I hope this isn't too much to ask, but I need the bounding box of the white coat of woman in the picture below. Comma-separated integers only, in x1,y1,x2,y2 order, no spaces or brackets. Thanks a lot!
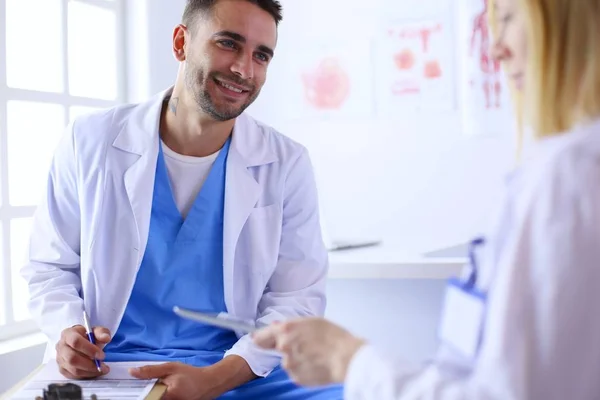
253,0,600,398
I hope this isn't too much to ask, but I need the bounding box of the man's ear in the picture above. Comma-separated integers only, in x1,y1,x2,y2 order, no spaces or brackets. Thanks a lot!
173,24,187,62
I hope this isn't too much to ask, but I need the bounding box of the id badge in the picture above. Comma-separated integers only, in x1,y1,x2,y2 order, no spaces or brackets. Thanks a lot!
438,277,487,359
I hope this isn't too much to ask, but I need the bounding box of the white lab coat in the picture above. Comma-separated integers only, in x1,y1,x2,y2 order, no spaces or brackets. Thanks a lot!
345,118,600,400
20,88,328,377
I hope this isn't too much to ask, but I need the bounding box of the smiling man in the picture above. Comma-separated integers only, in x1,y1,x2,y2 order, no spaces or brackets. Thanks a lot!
21,0,343,399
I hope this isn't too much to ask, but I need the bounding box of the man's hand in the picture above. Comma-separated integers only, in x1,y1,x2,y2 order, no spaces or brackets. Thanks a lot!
130,363,220,400
129,356,257,400
56,325,112,379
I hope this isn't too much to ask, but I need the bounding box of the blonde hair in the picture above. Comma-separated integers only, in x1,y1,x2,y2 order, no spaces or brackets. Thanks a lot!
519,0,600,138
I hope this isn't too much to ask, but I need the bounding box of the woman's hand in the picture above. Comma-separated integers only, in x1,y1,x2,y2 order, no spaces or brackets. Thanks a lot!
253,318,365,386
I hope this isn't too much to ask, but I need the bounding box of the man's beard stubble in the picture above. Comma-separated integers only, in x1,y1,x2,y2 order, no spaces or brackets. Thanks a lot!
184,65,259,122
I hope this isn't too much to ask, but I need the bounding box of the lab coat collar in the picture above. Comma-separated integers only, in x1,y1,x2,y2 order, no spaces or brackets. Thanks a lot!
112,89,166,156
112,86,278,167
506,117,600,186
231,113,279,167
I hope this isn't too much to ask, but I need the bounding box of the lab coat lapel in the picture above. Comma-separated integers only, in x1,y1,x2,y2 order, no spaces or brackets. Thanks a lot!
223,114,278,314
113,93,280,312
112,89,167,268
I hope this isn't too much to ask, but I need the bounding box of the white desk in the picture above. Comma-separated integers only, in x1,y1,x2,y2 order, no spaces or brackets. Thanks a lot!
327,243,467,279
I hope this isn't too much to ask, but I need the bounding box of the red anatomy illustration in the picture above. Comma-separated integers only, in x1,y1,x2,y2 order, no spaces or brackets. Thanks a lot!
470,0,502,108
302,58,350,110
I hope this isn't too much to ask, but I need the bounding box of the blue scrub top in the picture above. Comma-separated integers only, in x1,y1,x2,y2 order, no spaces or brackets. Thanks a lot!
105,137,237,362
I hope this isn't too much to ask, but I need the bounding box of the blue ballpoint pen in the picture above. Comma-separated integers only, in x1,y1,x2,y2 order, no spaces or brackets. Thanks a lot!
83,310,102,373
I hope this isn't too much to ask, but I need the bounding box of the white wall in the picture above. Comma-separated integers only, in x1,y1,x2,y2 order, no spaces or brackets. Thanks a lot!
250,0,516,252
126,0,183,101
125,0,182,102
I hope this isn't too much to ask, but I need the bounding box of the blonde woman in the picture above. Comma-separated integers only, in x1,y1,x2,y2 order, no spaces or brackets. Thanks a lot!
253,0,600,398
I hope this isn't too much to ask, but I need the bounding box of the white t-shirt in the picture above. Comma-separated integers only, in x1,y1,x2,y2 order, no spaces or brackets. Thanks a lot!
161,140,220,218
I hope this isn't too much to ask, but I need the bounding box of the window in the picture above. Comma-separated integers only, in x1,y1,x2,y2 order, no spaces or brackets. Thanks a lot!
0,0,126,341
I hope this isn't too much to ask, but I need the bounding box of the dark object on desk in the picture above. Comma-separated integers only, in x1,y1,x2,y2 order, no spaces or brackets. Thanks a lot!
35,383,97,400
327,239,381,252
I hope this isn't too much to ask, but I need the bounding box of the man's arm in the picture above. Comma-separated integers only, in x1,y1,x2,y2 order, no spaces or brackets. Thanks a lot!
256,147,328,317
20,121,85,348
205,355,258,391
130,355,258,400
224,147,328,377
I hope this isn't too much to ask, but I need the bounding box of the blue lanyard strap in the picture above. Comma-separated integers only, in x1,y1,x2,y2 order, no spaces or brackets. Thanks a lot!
466,237,486,287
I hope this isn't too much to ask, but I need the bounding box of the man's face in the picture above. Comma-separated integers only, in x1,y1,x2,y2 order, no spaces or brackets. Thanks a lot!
182,0,277,121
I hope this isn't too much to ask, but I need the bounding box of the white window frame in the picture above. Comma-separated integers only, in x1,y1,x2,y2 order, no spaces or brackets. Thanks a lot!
0,0,127,342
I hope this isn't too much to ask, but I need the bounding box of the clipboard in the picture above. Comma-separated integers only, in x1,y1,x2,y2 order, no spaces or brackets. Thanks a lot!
1,363,167,400
173,306,258,333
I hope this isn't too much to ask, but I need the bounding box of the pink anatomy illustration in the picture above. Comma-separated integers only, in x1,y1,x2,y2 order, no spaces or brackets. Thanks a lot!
470,0,502,108
388,23,442,54
424,60,442,79
394,49,416,71
387,23,444,97
302,58,351,110
378,19,454,112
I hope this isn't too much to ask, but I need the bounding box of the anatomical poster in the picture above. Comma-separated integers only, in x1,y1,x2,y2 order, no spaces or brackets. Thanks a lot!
280,40,375,120
459,0,514,136
374,20,456,115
